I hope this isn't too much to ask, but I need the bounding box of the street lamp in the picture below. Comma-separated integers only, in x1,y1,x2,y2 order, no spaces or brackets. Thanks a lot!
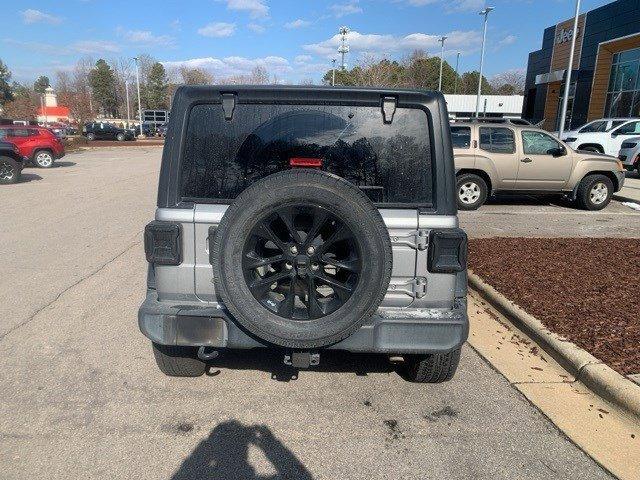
475,6,494,117
454,52,461,94
125,81,131,128
133,57,144,137
558,0,581,139
438,36,448,92
332,59,337,86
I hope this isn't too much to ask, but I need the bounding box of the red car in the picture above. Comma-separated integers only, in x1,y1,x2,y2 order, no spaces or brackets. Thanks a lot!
0,125,65,168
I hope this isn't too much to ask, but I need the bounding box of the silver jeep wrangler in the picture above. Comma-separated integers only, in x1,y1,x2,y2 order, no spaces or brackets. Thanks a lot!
139,86,468,382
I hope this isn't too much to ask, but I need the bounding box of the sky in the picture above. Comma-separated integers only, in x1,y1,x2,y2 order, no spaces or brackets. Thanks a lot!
2,0,615,86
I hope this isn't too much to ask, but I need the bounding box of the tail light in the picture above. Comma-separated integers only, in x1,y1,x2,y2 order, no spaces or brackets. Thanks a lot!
427,229,467,273
290,157,323,168
144,221,182,265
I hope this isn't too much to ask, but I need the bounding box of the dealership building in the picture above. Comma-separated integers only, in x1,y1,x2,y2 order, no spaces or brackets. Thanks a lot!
523,0,640,131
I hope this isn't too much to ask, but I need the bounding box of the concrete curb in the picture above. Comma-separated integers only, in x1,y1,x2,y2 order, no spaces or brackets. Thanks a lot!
468,270,640,419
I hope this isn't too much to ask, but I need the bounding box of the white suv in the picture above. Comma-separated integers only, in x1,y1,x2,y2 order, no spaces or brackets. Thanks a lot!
617,137,640,175
563,118,640,155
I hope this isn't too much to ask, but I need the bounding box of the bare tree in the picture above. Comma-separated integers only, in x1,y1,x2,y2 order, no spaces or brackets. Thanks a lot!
178,66,213,85
490,70,525,95
353,55,400,87
248,66,269,85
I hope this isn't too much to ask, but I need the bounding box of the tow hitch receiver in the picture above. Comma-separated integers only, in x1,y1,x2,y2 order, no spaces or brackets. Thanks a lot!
284,352,320,368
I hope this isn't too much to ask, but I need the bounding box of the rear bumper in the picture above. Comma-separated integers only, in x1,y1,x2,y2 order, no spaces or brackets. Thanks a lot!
138,290,468,354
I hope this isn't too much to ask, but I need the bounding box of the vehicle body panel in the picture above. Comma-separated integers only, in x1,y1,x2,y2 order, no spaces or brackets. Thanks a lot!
563,118,640,155
0,126,65,161
142,86,467,354
453,122,624,194
618,136,640,171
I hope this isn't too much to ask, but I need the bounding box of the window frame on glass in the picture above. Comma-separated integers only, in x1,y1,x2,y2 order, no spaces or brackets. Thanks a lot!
478,126,516,154
521,130,564,156
450,126,471,149
178,102,437,209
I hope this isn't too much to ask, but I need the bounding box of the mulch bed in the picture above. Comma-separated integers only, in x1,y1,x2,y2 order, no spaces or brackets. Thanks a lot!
469,238,640,376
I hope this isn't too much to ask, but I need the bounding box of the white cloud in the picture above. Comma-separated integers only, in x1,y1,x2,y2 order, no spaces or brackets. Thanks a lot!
329,1,362,17
225,0,269,18
162,55,291,77
198,22,236,38
396,0,438,5
118,29,174,47
304,29,481,59
247,23,266,33
170,19,182,31
498,35,517,47
5,38,120,55
21,9,62,25
294,54,313,64
285,19,311,29
71,40,121,54
444,0,485,13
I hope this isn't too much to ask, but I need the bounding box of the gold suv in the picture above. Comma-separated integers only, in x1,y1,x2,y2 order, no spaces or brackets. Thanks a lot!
451,122,626,210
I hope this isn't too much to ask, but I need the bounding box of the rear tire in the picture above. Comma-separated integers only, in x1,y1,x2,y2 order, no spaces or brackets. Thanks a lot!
34,149,54,168
456,173,487,210
0,156,20,184
87,133,96,141
116,133,125,141
398,348,461,383
576,174,613,210
152,343,206,377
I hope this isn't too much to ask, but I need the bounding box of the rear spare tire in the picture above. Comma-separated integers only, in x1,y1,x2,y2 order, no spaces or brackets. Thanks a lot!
211,169,393,349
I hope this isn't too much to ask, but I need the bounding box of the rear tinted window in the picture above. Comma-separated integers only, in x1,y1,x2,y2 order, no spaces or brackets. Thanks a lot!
181,104,433,205
479,127,515,153
450,126,471,149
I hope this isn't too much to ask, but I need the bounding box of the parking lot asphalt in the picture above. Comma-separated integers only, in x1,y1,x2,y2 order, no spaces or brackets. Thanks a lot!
0,147,619,479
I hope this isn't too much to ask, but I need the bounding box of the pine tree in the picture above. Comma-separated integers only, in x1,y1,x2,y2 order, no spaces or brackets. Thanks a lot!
145,62,168,109
33,75,50,94
0,59,14,105
88,59,117,117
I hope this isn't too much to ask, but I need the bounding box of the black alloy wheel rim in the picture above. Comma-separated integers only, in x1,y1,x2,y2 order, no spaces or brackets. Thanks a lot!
242,204,362,320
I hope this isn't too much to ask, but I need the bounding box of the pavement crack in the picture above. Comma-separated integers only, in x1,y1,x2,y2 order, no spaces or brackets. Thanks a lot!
0,238,141,342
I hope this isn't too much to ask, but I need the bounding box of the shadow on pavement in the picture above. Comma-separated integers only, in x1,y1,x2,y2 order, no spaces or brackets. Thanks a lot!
485,194,570,208
205,349,395,382
170,420,314,480
52,161,77,168
19,173,43,183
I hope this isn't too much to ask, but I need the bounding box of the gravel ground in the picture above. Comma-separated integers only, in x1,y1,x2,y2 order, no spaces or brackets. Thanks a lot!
469,237,640,376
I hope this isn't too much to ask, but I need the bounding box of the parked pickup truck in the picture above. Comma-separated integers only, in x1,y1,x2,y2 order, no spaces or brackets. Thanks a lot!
452,122,626,210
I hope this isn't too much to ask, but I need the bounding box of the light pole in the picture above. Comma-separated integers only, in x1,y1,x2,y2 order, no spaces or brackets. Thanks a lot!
338,26,350,70
332,59,337,86
438,36,447,91
125,81,131,128
133,57,144,137
475,6,494,117
558,0,581,138
40,94,48,127
454,52,461,94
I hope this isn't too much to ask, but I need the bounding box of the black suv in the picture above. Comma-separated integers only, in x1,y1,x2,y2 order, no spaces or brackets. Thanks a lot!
139,86,468,382
0,141,24,184
83,122,135,141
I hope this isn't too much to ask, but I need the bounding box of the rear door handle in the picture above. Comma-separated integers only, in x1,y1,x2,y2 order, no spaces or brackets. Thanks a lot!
521,157,533,163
